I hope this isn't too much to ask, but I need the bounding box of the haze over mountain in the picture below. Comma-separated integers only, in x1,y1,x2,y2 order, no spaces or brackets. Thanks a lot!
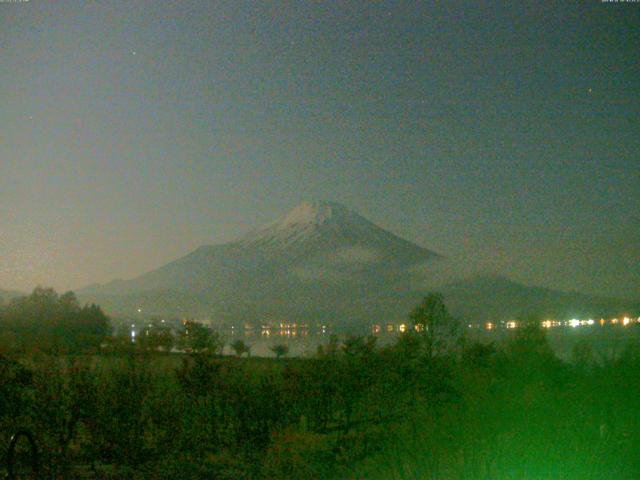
0,289,23,304
80,201,638,328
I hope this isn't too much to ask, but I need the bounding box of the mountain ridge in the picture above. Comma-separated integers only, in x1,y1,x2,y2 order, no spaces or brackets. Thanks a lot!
78,202,638,327
80,201,440,296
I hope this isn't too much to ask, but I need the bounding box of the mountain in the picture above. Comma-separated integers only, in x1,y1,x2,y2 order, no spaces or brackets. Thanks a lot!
79,201,638,328
440,275,639,324
79,201,442,327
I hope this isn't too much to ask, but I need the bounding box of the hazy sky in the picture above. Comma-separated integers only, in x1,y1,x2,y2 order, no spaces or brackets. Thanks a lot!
1,1,639,298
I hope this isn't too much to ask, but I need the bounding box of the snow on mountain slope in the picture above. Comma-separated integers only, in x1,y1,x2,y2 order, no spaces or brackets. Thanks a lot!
237,201,438,266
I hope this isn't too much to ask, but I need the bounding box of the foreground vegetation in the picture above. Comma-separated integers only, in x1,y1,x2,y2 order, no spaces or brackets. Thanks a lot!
1,291,639,479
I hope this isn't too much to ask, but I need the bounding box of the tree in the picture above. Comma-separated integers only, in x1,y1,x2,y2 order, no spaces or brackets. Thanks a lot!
342,335,377,357
270,343,289,359
316,334,340,358
506,321,555,360
178,321,222,354
72,303,111,351
409,293,460,358
230,339,250,358
0,288,110,353
571,339,595,372
138,323,174,353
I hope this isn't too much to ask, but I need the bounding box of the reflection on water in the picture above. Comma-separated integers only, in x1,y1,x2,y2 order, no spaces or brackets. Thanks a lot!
219,320,640,360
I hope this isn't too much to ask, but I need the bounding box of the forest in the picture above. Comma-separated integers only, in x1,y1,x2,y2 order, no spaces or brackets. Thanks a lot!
1,290,639,479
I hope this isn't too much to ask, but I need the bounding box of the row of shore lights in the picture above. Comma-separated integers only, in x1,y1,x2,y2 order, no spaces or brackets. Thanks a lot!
484,317,638,331
373,317,639,334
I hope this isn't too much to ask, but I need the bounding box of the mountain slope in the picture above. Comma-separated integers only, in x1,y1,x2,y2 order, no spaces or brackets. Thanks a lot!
82,201,439,295
79,201,442,324
440,275,639,324
79,202,638,327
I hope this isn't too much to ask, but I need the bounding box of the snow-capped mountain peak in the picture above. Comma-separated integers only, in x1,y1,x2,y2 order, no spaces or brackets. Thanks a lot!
276,201,351,227
237,201,362,248
232,201,440,270
236,200,407,252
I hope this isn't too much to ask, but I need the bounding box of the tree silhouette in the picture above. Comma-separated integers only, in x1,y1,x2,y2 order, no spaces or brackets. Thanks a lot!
342,335,377,357
409,293,460,358
269,343,289,359
0,288,109,353
138,322,174,353
231,339,251,357
178,321,222,354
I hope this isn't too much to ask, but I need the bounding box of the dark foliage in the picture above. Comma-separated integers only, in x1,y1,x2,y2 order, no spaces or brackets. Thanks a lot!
0,288,110,354
0,295,639,478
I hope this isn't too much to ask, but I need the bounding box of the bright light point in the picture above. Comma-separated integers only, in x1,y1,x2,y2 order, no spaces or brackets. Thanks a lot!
587,319,594,326
623,317,630,326
506,321,517,329
137,307,142,313
569,319,580,328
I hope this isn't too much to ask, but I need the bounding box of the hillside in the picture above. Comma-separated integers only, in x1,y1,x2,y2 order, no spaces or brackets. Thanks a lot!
79,202,638,327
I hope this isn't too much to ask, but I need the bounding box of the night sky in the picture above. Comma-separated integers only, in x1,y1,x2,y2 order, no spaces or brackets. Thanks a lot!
1,1,639,298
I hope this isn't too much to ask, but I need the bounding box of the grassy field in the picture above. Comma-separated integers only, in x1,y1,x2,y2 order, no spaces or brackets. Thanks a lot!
2,326,640,479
